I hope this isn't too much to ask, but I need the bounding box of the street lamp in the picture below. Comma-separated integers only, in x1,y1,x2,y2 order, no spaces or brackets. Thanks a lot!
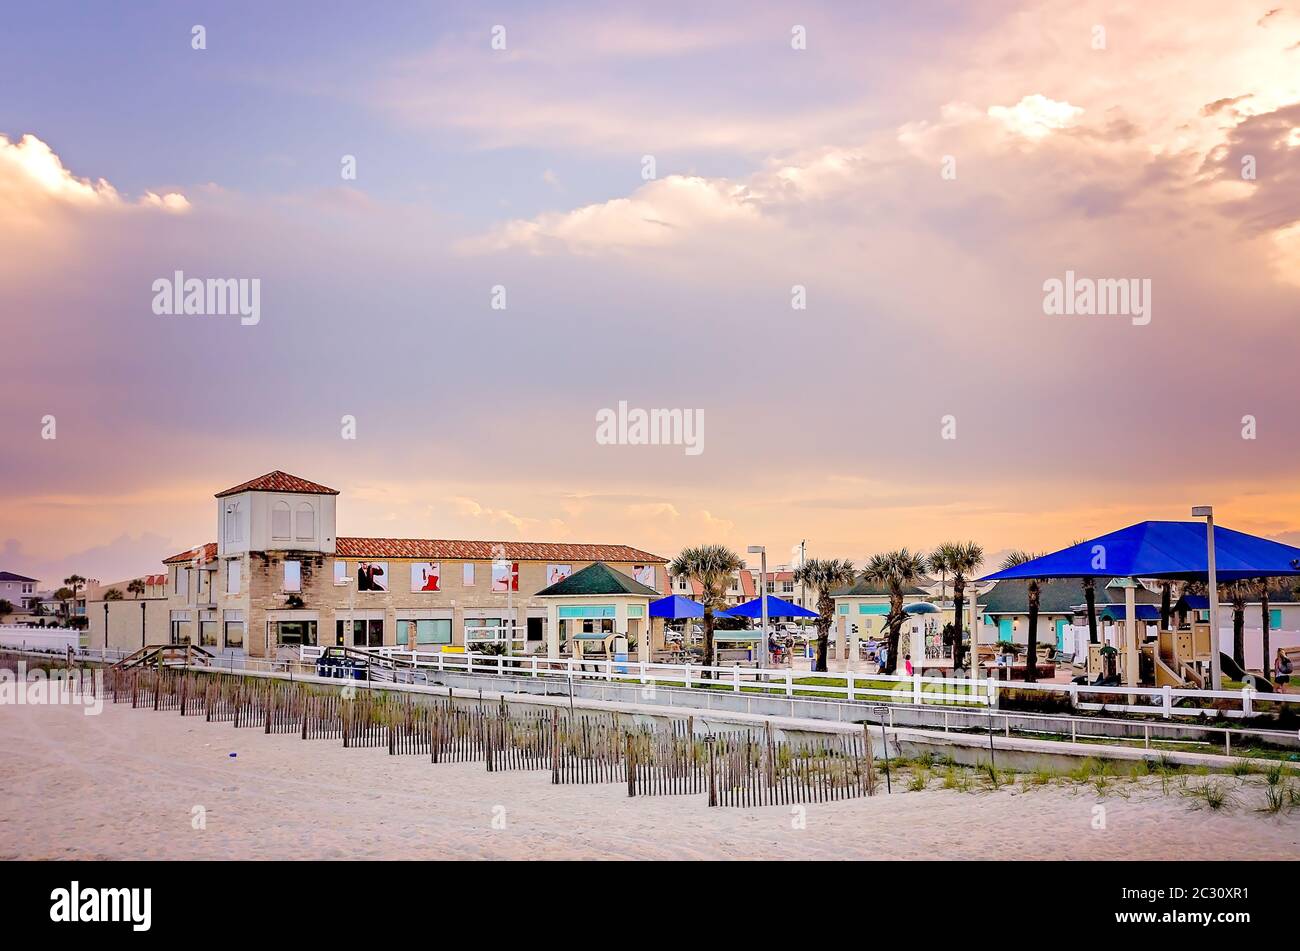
747,545,768,669
1191,506,1222,690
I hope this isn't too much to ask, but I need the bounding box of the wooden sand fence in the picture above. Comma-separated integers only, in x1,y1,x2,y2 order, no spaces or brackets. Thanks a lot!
94,667,879,807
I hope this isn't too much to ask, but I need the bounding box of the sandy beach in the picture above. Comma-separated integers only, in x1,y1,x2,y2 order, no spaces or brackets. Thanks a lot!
1,699,1296,861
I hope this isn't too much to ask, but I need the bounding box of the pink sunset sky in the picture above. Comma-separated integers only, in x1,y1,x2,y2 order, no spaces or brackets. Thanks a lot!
2,1,1299,586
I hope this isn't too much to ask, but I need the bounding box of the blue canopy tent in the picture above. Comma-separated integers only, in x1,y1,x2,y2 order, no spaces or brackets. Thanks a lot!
980,521,1300,582
979,521,1300,689
649,595,707,619
719,595,818,619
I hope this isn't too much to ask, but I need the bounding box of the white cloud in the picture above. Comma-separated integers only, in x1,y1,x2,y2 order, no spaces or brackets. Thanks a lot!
460,175,762,254
0,133,190,218
987,94,1084,138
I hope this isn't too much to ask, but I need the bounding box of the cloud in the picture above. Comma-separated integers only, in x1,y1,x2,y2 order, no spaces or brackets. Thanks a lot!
987,94,1084,138
0,133,189,214
459,174,763,254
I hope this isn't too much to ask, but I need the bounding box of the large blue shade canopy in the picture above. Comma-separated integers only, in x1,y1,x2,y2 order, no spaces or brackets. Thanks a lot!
719,595,818,619
649,595,707,619
980,521,1300,583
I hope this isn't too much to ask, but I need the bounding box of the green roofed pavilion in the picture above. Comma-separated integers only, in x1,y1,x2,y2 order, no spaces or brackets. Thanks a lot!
534,562,662,664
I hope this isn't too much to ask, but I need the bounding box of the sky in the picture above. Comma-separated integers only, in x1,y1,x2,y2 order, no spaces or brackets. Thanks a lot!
2,0,1300,587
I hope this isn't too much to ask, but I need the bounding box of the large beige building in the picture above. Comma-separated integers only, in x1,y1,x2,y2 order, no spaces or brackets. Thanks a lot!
88,471,668,658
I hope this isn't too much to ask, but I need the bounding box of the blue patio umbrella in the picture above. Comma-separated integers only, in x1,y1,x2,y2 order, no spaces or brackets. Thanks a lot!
719,595,818,619
904,602,940,615
649,595,707,619
979,521,1300,582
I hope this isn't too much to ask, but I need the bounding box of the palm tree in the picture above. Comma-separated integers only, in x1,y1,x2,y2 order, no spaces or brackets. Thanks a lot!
862,549,928,674
1223,580,1247,670
668,545,744,674
793,558,857,673
1255,577,1272,680
64,574,86,626
1081,577,1099,644
127,578,146,599
104,588,124,601
53,586,74,625
1156,581,1173,630
1069,540,1099,646
1000,552,1045,682
927,542,984,671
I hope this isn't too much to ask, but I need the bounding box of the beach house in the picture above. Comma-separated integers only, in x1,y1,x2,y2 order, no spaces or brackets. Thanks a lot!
87,471,668,659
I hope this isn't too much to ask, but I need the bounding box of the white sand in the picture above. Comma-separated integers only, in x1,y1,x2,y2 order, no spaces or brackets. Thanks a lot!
1,699,1296,860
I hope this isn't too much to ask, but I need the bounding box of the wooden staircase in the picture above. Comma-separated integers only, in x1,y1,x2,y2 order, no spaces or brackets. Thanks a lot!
112,643,214,670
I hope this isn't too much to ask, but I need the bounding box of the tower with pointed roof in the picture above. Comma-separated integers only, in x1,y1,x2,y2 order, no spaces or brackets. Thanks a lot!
215,470,340,557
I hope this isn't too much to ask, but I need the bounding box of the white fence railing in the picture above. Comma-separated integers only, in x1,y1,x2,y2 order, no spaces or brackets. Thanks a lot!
0,626,79,653
299,645,1300,720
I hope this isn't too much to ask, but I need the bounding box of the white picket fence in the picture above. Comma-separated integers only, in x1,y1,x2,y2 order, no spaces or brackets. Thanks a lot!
300,645,1300,720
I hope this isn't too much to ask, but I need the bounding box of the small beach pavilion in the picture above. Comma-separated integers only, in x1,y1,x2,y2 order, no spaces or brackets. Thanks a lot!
535,562,663,663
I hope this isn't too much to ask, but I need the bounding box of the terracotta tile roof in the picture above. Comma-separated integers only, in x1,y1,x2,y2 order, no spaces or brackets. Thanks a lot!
739,571,757,597
335,537,666,563
162,542,218,565
144,574,167,586
215,470,339,498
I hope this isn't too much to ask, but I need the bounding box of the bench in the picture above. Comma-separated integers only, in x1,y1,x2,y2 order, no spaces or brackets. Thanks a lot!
716,648,757,668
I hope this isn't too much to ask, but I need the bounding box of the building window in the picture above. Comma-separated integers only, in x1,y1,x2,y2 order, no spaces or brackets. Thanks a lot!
224,610,244,648
295,503,315,540
284,560,301,592
272,501,291,540
226,559,240,596
491,561,519,592
398,619,452,646
334,619,382,648
581,618,615,635
275,620,317,646
224,501,242,544
463,563,475,587
199,611,219,647
175,567,190,596
169,611,192,645
782,581,794,594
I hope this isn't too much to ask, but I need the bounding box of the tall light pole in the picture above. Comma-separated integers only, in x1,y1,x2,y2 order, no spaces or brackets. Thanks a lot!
748,545,768,669
1192,506,1222,690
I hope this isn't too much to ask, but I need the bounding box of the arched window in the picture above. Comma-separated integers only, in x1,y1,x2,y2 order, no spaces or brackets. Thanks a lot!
295,502,315,540
271,501,291,540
